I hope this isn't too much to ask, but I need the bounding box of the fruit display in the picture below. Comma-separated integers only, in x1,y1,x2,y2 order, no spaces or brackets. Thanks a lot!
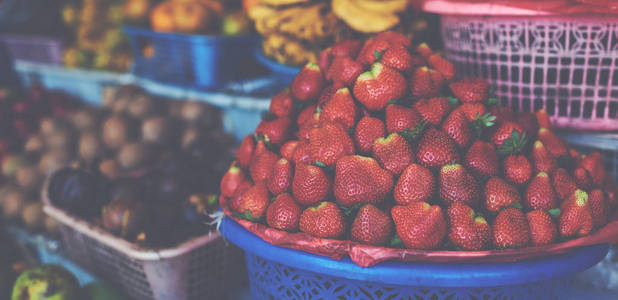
220,31,618,262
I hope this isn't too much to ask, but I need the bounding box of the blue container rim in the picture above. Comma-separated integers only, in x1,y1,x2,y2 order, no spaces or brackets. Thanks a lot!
123,26,260,45
220,217,609,287
253,48,301,78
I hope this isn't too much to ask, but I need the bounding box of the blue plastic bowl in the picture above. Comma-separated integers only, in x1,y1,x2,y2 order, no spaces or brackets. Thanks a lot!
253,48,301,85
220,217,609,300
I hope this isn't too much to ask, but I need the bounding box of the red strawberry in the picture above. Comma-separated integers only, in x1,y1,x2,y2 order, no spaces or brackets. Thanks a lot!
428,54,455,81
447,202,491,250
416,43,433,58
228,180,253,213
579,152,606,186
439,163,481,207
357,39,391,66
588,189,607,228
351,204,393,246
532,141,557,174
256,117,292,146
292,163,331,206
291,63,324,101
381,45,413,72
309,121,355,166
536,109,552,129
296,112,320,142
465,140,499,179
416,128,460,168
327,56,364,86
450,78,490,103
391,202,446,249
297,105,317,127
268,158,293,195
503,155,532,185
491,121,524,147
484,177,521,213
603,178,618,209
319,87,358,129
353,63,407,111
317,48,332,72
317,84,342,107
525,172,557,210
385,104,422,133
267,193,301,232
490,105,516,125
573,167,593,190
493,208,530,248
410,67,444,98
354,116,386,154
249,149,279,183
394,163,435,205
334,155,394,207
526,210,557,246
441,109,472,148
413,97,452,126
375,31,411,48
280,140,300,160
269,89,294,118
517,112,539,137
299,201,346,238
236,135,255,169
553,168,578,201
372,133,413,175
220,162,248,198
292,142,313,165
537,128,567,158
559,189,593,237
331,39,363,58
459,103,487,122
253,140,269,159
236,181,270,219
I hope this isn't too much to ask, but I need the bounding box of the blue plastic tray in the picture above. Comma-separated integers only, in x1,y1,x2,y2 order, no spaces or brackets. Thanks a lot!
220,216,610,299
254,48,300,85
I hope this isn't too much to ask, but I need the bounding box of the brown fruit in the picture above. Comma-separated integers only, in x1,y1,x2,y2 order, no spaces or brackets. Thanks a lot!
39,117,64,137
102,116,130,150
102,197,148,239
180,101,207,123
2,155,27,179
24,135,45,154
99,159,121,179
38,150,70,176
141,117,170,144
124,0,152,20
182,127,201,149
173,1,212,33
2,190,26,219
78,132,104,161
21,202,44,231
102,86,119,108
16,165,43,191
70,109,98,132
45,128,75,152
117,142,149,170
44,216,61,235
151,1,176,32
128,93,155,119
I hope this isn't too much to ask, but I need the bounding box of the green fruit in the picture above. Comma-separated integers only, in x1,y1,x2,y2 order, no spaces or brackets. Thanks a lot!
221,11,251,36
81,282,125,300
11,265,79,300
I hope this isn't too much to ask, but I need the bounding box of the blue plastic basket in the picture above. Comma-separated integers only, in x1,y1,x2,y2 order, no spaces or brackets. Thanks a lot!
124,26,259,89
220,217,609,300
254,48,301,85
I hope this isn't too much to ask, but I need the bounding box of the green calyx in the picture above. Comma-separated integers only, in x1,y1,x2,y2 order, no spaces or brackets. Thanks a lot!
397,120,428,143
373,49,387,62
575,190,588,206
497,130,528,156
548,208,561,218
390,235,404,248
447,96,459,106
305,62,320,71
470,112,496,138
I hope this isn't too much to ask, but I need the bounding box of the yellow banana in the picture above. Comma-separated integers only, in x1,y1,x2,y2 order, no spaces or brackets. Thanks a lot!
332,0,399,33
355,0,408,14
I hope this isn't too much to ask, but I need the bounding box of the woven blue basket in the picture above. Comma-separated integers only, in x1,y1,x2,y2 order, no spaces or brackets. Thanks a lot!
254,48,300,85
220,217,609,300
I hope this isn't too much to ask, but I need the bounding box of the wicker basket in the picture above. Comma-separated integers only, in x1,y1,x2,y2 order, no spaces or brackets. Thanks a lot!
43,204,243,300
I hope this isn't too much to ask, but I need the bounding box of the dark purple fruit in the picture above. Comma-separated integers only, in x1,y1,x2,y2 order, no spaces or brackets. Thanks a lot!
47,168,108,218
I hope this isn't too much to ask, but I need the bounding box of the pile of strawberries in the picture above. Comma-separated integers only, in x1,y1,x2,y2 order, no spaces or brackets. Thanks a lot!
220,31,618,251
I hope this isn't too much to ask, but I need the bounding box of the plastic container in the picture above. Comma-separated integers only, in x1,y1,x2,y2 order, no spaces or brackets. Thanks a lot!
436,14,618,131
44,204,243,300
220,216,609,300
254,48,301,85
124,26,259,89
557,131,618,182
0,34,62,65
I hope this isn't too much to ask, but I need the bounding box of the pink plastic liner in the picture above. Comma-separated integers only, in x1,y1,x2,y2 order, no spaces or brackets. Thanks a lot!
423,0,618,15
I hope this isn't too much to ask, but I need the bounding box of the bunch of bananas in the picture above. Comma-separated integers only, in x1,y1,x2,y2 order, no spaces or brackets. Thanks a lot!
332,0,408,33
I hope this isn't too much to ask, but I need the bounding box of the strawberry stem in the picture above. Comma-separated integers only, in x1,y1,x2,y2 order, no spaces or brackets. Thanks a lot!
390,234,403,248
373,49,386,62
447,96,459,106
497,130,528,157
548,208,561,218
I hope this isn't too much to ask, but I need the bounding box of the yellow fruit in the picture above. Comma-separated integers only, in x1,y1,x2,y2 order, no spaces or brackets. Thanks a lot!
332,0,400,33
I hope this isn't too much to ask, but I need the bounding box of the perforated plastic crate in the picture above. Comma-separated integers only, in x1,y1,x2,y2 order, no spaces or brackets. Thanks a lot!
440,15,618,131
0,34,62,65
44,204,243,300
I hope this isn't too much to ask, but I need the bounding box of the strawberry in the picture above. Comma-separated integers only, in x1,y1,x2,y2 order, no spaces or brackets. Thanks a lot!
220,162,248,198
416,43,433,58
465,140,499,179
603,178,618,209
253,140,269,160
525,172,557,210
503,155,532,185
410,67,444,98
441,109,472,148
299,201,346,238
334,155,394,207
537,128,567,158
588,189,607,228
351,204,393,246
317,84,343,107
297,113,320,142
531,141,557,174
249,149,279,183
559,189,593,237
489,105,516,126
491,121,524,148
459,103,487,123
319,87,358,129
517,112,539,137
493,208,530,248
391,202,447,249
375,31,411,48
536,109,552,129
267,193,301,232
353,63,407,111
372,133,413,175
292,163,331,206
269,89,294,118
413,97,452,126
357,38,391,66
526,210,558,246
236,134,255,169
291,63,324,101
573,167,593,190
309,121,355,166
447,202,491,250
297,105,317,127
394,163,435,205
268,158,293,195
331,39,363,58
354,116,386,154
292,142,313,165
255,117,292,146
317,48,332,72
428,54,455,81
236,181,270,220
416,128,460,168
449,78,490,103
579,152,606,186
280,140,300,160
228,180,253,213
484,177,521,213
381,45,413,72
327,56,364,86
385,104,422,134
439,163,481,207
552,168,578,201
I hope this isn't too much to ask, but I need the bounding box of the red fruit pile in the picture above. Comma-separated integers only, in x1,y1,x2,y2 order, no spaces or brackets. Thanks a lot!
220,31,618,252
